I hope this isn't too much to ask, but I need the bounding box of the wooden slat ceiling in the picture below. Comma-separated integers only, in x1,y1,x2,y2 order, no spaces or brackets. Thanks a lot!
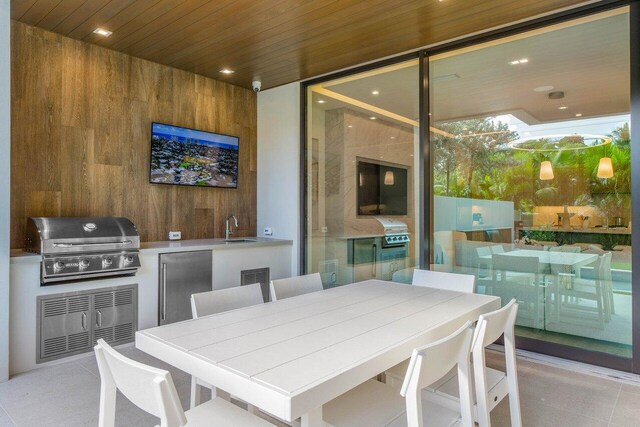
11,0,590,90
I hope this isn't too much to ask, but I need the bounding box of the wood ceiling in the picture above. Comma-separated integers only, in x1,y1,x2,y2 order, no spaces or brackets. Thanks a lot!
11,0,590,90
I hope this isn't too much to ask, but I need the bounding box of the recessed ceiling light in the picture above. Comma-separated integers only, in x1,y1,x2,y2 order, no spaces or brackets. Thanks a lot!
370,117,377,120
347,125,353,128
317,100,325,104
575,113,583,117
219,68,235,75
509,58,529,65
93,28,112,37
534,85,554,92
371,90,380,95
390,136,396,139
558,106,568,110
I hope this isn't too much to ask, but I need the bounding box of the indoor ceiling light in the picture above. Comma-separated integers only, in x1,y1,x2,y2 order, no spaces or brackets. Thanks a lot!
384,171,395,185
539,161,554,181
390,136,396,139
575,113,583,117
219,68,235,74
371,90,380,95
370,116,377,120
509,58,529,65
347,125,353,128
558,106,568,110
93,28,112,37
534,85,554,92
597,157,614,179
317,100,325,104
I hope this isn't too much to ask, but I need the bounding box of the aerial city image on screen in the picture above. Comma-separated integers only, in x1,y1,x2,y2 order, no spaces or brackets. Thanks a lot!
150,123,239,188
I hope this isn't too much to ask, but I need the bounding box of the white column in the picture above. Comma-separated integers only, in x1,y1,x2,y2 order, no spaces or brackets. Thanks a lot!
0,0,11,382
257,83,301,276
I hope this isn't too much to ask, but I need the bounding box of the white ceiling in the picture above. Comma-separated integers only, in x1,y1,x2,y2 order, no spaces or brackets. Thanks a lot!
312,9,629,127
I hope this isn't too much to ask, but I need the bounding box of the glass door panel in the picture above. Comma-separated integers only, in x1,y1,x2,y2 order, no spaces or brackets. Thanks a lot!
429,8,632,358
305,59,420,287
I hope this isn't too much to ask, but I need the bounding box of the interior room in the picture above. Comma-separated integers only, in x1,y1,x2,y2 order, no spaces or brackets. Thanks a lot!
1,1,640,426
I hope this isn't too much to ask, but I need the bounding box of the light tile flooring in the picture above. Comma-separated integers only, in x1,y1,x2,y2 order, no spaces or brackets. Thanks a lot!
0,346,639,426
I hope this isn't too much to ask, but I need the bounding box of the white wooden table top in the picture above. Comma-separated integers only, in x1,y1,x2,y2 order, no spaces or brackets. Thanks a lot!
136,280,501,422
480,249,598,267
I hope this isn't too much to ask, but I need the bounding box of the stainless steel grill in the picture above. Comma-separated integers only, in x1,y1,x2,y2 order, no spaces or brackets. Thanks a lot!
26,217,141,285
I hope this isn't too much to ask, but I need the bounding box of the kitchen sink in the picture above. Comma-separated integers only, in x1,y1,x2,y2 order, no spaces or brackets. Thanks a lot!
224,238,257,243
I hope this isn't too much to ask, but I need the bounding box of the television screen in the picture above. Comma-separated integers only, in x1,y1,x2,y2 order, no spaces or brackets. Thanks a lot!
357,160,408,216
149,122,239,188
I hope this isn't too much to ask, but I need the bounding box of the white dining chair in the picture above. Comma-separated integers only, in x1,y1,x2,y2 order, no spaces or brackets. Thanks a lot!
489,245,504,254
190,284,263,409
94,339,274,427
423,299,522,427
400,321,475,427
322,322,475,427
385,270,475,389
269,272,323,301
412,269,476,293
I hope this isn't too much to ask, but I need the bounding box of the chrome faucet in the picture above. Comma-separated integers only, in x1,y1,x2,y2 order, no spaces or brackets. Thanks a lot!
225,214,238,240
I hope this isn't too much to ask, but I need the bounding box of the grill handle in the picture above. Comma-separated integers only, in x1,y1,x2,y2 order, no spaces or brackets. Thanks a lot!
52,240,133,248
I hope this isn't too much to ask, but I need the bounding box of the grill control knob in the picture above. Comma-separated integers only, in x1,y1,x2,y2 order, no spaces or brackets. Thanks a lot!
79,259,90,269
123,255,134,265
102,257,113,268
54,261,65,271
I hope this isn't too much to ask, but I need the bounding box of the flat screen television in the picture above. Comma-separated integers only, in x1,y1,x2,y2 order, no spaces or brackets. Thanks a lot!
149,122,239,188
357,160,408,216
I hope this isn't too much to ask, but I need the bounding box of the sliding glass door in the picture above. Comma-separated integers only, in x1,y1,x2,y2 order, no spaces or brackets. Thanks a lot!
303,3,637,371
427,7,632,362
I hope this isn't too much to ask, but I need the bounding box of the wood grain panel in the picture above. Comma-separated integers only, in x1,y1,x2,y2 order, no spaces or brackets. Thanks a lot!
10,21,257,248
11,0,592,89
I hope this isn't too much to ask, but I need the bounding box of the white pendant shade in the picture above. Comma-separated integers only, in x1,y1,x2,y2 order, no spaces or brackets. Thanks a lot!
384,171,394,185
539,161,554,180
597,157,614,179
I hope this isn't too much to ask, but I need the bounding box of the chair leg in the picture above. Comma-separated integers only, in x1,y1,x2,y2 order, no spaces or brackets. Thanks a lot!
504,332,523,427
190,376,201,409
472,349,492,427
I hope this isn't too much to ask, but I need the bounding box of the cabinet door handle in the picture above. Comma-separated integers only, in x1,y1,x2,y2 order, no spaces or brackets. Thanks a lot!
96,310,102,328
81,312,87,330
372,244,377,276
161,263,167,321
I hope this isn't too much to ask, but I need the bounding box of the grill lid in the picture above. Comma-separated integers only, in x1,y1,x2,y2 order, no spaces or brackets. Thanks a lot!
26,217,140,255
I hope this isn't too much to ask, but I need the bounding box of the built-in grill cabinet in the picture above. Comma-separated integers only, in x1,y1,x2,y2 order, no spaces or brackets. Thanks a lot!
37,284,138,363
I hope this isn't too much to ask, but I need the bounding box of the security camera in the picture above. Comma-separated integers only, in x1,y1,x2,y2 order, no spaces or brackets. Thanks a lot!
252,80,262,93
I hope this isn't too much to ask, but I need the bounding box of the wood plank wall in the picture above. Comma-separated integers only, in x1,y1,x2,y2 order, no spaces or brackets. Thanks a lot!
10,21,257,249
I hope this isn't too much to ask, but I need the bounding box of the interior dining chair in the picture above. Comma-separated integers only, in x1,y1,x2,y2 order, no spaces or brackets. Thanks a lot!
384,270,475,389
269,272,323,301
492,254,542,329
422,299,522,427
411,269,476,293
190,284,264,409
94,339,274,427
322,322,475,427
489,245,505,254
475,246,493,282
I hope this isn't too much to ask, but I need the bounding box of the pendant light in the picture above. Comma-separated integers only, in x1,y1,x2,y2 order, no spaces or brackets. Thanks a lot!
597,145,614,179
384,170,395,185
539,160,554,180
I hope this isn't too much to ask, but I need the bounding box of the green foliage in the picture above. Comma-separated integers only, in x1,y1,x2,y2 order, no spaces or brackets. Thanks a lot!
432,120,632,219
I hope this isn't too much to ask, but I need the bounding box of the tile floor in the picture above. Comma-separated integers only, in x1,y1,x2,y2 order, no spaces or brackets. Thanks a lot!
0,346,638,426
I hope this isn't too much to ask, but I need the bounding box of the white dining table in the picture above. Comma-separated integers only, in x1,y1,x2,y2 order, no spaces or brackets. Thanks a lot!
480,249,598,273
135,279,501,426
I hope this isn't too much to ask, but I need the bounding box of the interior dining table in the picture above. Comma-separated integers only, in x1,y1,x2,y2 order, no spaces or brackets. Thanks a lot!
479,248,598,277
135,279,501,426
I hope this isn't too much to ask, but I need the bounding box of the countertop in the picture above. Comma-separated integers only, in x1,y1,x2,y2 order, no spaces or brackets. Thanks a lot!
10,237,293,263
522,227,631,235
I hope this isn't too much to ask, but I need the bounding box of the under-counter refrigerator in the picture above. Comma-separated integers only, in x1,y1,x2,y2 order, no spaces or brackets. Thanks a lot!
159,250,213,325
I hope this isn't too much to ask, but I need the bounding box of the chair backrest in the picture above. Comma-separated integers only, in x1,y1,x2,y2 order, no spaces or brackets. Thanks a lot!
191,283,264,318
472,299,519,350
490,245,505,254
269,272,324,301
595,252,612,282
94,339,186,427
400,321,474,427
412,269,476,293
492,253,540,275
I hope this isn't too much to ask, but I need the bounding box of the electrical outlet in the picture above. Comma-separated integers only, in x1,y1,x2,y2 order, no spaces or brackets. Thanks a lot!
168,231,181,240
263,227,273,236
